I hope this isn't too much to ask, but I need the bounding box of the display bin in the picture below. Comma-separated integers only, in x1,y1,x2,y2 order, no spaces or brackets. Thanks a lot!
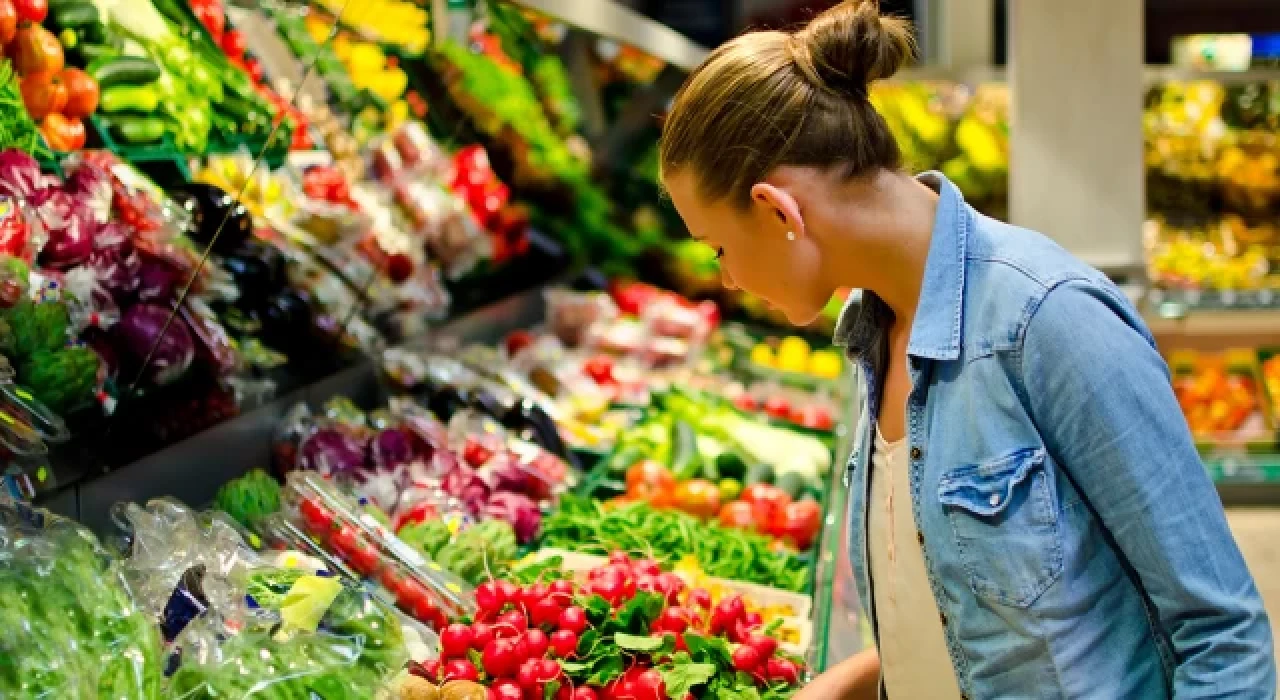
1168,348,1278,455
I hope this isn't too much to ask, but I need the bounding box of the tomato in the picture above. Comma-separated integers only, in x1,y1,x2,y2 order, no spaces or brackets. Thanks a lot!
330,524,379,575
12,0,44,23
504,329,534,357
0,0,16,46
10,24,62,76
762,395,792,420
717,500,755,530
58,67,97,118
625,460,676,507
776,499,823,550
298,497,335,534
672,479,721,518
462,437,494,467
740,483,791,509
20,70,63,120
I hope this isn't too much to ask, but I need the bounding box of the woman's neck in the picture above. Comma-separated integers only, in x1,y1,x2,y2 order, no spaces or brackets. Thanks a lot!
820,170,939,325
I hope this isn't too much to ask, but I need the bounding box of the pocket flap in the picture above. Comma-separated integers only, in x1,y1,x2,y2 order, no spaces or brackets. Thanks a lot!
938,448,1046,516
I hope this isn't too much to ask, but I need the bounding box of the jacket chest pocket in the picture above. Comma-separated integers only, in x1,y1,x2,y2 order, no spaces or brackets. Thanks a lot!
937,448,1065,608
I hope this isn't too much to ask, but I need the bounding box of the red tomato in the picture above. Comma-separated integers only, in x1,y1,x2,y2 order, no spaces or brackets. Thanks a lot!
12,0,45,23
717,500,755,530
740,483,792,509
776,499,823,550
0,0,16,46
504,330,534,357
220,28,246,59
462,437,494,468
298,498,334,534
625,460,676,508
330,525,379,575
583,355,615,384
672,479,721,519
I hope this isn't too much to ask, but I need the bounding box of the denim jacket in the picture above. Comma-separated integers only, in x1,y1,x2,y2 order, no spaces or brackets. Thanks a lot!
836,172,1275,698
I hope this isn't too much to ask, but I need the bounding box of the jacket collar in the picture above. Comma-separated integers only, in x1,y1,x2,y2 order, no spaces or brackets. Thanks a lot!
833,171,969,362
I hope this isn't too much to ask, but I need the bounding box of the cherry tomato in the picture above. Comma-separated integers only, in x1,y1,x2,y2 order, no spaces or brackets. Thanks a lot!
625,460,676,507
717,500,755,530
583,355,615,384
462,437,494,467
298,498,334,534
13,0,45,23
740,483,792,509
672,479,721,519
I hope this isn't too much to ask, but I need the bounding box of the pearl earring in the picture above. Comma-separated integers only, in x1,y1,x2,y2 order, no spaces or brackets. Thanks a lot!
786,231,796,241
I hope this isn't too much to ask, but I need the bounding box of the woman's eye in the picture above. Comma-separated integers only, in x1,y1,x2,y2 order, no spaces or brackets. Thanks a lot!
715,247,725,260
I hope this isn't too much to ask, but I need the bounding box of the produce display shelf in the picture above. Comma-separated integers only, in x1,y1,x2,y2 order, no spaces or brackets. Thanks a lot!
508,0,709,71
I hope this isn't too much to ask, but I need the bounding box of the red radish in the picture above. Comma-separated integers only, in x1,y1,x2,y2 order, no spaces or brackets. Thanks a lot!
631,669,666,700
550,579,575,597
687,589,712,610
656,607,690,634
573,688,600,700
766,657,800,684
496,580,521,607
440,623,473,658
746,633,778,659
475,581,503,615
471,622,494,650
550,628,578,658
517,658,557,692
744,612,763,629
489,679,524,700
559,606,588,635
521,628,550,660
483,638,520,678
522,583,550,608
495,609,529,638
608,551,631,566
731,645,762,673
443,659,479,681
710,596,746,635
632,558,662,577
531,596,564,627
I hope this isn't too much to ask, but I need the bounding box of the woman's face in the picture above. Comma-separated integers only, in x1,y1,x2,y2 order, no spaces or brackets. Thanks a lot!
664,172,832,326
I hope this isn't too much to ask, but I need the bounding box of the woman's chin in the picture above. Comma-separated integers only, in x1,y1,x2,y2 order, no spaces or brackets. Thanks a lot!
782,304,823,328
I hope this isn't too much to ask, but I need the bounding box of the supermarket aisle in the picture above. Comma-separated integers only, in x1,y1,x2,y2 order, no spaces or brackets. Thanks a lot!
1226,508,1280,670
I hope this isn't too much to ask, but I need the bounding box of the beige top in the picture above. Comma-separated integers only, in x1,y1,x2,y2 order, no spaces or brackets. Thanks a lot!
868,426,963,699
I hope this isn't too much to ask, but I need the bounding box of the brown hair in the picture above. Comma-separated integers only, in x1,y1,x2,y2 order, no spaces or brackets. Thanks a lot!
659,0,915,207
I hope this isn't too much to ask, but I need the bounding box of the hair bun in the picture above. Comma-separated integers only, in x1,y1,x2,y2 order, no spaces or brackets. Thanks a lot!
791,0,915,97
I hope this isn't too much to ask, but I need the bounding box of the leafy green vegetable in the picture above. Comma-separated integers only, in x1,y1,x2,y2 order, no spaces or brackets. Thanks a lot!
540,495,810,592
398,519,452,558
214,469,282,527
658,652,718,698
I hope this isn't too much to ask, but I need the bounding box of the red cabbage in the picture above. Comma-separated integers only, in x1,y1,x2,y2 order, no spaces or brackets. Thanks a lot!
441,463,490,515
115,303,195,385
0,149,54,200
32,188,95,269
489,452,553,501
62,162,113,224
371,428,416,469
484,492,541,544
297,428,368,476
135,256,178,303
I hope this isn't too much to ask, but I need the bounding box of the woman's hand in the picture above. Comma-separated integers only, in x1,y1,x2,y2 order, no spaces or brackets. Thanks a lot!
793,649,880,700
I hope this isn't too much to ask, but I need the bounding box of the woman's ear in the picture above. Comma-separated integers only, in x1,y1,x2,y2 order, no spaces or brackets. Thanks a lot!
749,182,805,239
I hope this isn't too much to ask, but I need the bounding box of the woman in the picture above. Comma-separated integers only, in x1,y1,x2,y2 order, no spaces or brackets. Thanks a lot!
659,1,1275,698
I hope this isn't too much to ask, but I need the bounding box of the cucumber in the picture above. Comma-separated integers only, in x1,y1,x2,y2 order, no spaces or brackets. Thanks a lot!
700,456,720,482
88,56,161,90
75,43,119,64
109,116,166,144
744,461,775,486
669,421,702,480
715,452,748,482
50,2,99,29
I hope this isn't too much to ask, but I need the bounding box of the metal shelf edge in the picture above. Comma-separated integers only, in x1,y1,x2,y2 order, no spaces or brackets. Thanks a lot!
508,0,709,71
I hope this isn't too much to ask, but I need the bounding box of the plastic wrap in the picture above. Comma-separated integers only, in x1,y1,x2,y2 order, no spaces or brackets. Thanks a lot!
0,496,165,699
545,287,617,347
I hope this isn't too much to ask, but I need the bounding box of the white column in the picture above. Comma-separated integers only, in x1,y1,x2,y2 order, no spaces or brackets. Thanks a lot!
927,0,994,68
1009,0,1145,273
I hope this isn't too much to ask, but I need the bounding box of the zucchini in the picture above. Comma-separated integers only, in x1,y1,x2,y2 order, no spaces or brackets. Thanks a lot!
669,420,702,480
744,461,775,486
88,56,161,90
715,452,748,482
50,2,99,29
75,43,119,64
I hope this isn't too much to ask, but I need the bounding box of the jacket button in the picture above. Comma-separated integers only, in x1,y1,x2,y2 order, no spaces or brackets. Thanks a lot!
916,530,925,545
939,611,947,626
910,446,922,460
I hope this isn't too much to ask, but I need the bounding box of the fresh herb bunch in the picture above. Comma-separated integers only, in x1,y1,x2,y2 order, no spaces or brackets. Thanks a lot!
539,495,810,592
0,60,50,157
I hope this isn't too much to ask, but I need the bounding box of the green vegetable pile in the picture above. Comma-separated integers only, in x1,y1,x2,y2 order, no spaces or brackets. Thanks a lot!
168,567,408,699
1,299,99,413
540,495,810,592
0,61,49,156
0,501,165,698
400,518,519,584
213,468,282,527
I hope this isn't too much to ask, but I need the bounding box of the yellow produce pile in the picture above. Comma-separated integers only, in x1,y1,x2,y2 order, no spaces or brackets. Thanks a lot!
750,337,843,379
314,0,429,54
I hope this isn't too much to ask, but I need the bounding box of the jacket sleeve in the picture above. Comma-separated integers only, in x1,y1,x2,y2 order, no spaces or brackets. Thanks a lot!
1020,280,1274,698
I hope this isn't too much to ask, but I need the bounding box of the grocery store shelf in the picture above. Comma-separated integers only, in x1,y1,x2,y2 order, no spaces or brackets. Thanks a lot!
892,64,1280,86
509,0,709,71
1144,306,1280,350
